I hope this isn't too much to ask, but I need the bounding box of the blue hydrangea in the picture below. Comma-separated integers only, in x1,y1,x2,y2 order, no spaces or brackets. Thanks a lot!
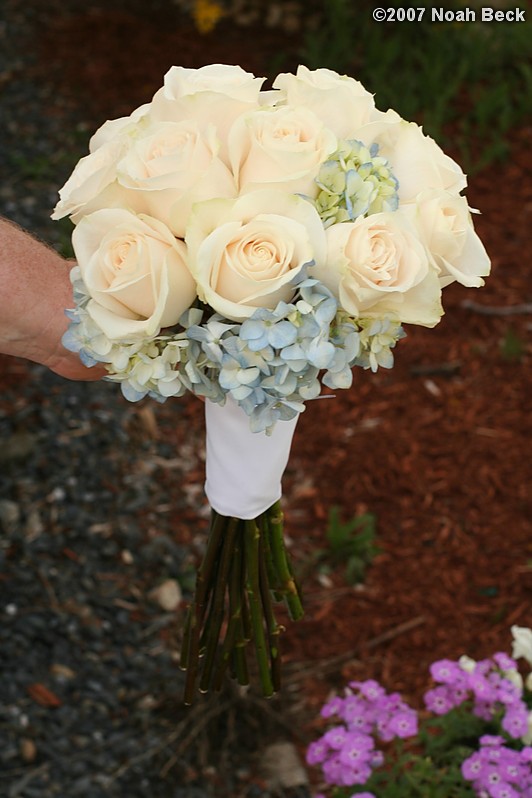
314,139,399,228
62,266,405,433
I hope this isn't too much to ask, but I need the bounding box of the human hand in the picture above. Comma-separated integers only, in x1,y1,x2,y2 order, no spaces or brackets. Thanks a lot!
0,218,106,381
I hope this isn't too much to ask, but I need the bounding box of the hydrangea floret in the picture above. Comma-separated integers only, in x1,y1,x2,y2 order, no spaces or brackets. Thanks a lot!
313,139,399,228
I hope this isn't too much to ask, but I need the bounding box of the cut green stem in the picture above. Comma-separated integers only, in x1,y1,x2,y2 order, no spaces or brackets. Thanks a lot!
198,517,238,693
181,501,304,703
267,501,304,621
245,519,274,698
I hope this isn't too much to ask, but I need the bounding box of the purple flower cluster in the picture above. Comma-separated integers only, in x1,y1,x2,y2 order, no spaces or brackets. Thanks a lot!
461,735,532,797
424,655,529,739
306,679,418,789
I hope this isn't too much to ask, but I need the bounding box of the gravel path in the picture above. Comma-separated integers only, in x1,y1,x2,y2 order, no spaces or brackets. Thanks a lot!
0,3,309,796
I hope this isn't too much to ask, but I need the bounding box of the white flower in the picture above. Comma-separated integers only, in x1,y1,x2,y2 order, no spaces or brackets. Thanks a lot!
511,625,532,666
88,103,151,152
150,64,266,164
52,104,152,221
51,141,132,221
272,65,375,139
116,120,236,237
185,189,326,321
229,105,337,197
314,211,443,327
73,209,196,340
372,118,467,202
405,189,491,288
162,63,265,103
458,655,477,673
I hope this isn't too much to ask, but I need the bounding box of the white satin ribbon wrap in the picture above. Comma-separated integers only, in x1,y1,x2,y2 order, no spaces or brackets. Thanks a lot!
204,397,299,519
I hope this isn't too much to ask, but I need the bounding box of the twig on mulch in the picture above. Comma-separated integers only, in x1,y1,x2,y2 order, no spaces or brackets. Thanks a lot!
285,616,426,684
409,361,461,376
461,300,532,315
107,697,232,783
159,698,234,778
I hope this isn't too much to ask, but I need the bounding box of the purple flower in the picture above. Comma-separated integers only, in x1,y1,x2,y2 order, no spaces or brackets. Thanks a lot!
449,684,469,705
322,753,345,785
490,783,520,798
350,794,377,798
424,686,454,715
484,766,504,788
324,725,350,750
342,695,372,731
339,732,374,768
480,735,505,747
340,761,372,786
470,673,495,701
306,739,330,765
501,705,529,738
461,752,485,781
462,739,532,798
493,652,518,671
358,679,386,702
430,658,462,684
383,691,405,711
474,700,496,722
500,760,522,782
321,695,344,718
388,709,418,739
476,658,494,675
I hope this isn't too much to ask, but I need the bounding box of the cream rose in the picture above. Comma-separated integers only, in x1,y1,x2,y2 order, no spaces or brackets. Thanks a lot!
185,189,326,321
73,209,196,340
150,64,266,163
228,105,337,197
88,103,151,152
52,104,153,222
52,140,137,222
116,121,236,237
406,189,491,288
374,119,467,202
272,65,375,139
314,211,443,327
162,63,265,103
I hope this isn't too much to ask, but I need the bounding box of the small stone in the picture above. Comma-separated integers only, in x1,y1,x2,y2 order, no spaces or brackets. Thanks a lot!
260,741,309,790
136,693,159,711
120,549,134,565
50,663,76,681
0,499,20,530
25,508,44,540
148,579,182,612
19,737,37,763
0,431,36,463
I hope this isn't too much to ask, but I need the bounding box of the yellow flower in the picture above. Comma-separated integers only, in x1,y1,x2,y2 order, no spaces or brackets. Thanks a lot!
192,0,225,34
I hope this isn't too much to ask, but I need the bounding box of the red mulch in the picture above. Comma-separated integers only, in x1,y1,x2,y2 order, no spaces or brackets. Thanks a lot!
3,0,531,782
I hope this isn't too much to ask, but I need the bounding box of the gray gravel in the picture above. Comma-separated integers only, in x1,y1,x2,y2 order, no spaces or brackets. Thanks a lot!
0,2,310,796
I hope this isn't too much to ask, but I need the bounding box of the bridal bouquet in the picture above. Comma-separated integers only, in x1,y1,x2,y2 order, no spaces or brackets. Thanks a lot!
53,64,490,702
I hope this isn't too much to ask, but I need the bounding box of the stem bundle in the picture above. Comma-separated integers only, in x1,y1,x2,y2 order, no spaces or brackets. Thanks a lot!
181,500,303,704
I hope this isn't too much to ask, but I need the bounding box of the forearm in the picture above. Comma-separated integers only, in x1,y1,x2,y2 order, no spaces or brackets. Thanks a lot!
0,217,103,379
